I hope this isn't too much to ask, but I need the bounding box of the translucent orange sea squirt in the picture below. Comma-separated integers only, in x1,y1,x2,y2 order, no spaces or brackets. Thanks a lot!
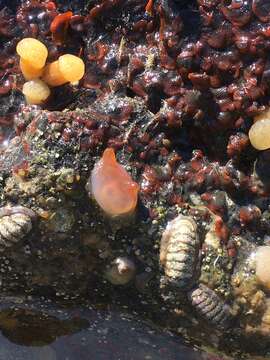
90,148,139,216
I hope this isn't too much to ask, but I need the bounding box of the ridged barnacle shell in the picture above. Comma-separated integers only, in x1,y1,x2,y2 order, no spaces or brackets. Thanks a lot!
160,215,200,290
0,206,36,251
188,284,231,330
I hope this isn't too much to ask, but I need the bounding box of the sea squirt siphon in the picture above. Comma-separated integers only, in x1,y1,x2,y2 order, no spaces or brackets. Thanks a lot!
89,148,139,216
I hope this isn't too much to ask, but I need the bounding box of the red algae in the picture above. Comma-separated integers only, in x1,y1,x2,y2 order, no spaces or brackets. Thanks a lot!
89,148,139,216
50,11,73,45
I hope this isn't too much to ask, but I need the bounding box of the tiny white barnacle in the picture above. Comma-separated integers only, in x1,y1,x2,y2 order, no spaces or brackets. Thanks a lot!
188,284,231,330
0,206,36,251
160,215,200,290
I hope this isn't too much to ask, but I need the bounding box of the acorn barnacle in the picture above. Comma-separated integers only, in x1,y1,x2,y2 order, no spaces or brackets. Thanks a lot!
188,284,231,330
160,215,200,290
0,206,36,251
88,148,139,217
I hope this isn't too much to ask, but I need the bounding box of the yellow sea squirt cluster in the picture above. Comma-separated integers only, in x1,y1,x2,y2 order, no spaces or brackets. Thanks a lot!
16,37,85,105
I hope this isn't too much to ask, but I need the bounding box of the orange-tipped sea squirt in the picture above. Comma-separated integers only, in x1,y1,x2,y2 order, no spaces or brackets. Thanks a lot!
89,148,139,216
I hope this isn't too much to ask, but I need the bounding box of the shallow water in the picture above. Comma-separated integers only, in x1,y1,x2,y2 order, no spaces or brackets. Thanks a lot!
0,298,230,360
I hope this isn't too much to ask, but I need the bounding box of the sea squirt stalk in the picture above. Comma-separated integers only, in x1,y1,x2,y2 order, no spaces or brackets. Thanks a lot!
89,148,139,216
20,59,44,80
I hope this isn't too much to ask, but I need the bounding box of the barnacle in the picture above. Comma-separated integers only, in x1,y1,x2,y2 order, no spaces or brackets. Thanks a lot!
22,79,50,105
104,257,136,285
188,284,231,330
89,148,139,216
160,215,200,290
16,38,48,69
0,206,36,252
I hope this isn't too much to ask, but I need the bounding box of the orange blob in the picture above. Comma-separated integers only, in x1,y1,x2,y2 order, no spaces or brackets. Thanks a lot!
90,148,139,216
42,60,67,86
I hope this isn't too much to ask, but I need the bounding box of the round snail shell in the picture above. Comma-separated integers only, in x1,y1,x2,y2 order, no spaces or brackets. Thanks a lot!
104,257,136,285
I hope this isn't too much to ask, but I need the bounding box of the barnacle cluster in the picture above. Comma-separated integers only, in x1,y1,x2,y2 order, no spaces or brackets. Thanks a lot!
2,0,270,357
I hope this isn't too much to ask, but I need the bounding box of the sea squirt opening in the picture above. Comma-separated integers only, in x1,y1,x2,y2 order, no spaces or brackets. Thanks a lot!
90,148,139,216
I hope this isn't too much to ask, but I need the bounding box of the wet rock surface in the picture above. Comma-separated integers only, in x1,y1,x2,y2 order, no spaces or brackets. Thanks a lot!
0,298,225,360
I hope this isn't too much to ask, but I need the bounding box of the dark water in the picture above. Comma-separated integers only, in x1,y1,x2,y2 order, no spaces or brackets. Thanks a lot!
0,298,231,360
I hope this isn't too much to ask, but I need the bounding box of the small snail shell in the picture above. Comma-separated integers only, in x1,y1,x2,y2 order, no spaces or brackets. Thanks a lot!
188,284,231,330
104,257,136,285
0,206,36,251
160,215,200,290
